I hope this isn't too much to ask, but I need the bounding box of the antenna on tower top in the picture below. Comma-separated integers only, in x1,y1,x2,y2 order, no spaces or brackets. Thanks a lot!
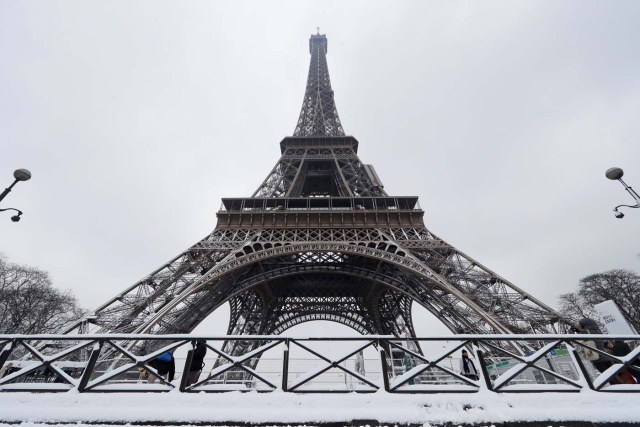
317,27,320,35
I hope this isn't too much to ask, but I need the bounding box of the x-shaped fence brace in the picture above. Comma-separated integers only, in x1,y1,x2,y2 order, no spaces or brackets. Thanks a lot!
484,339,584,391
0,339,93,391
83,339,189,391
385,339,478,392
571,340,640,390
1,335,639,393
285,339,379,392
185,339,283,392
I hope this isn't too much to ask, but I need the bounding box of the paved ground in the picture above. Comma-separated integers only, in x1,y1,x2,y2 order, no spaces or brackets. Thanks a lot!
1,390,640,426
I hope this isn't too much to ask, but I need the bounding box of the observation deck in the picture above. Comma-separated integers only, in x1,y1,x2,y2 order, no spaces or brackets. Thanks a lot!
280,136,359,153
216,196,424,229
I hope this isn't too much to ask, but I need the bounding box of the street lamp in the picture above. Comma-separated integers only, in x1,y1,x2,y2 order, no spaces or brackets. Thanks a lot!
0,168,31,222
605,167,640,219
0,208,23,222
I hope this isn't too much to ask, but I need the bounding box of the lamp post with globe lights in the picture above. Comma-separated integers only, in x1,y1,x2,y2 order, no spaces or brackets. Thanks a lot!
605,167,640,219
0,168,32,222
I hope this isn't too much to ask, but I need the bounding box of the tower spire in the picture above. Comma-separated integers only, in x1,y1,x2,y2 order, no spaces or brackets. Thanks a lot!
293,33,345,137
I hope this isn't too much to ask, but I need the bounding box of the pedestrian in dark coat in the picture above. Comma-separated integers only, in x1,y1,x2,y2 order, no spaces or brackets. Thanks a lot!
574,318,602,336
460,349,479,381
186,340,207,386
612,340,640,383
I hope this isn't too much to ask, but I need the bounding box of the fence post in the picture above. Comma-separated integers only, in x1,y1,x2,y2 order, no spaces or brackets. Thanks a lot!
475,346,493,392
281,339,289,392
0,340,14,372
379,341,390,392
180,341,196,392
78,340,102,392
566,341,595,391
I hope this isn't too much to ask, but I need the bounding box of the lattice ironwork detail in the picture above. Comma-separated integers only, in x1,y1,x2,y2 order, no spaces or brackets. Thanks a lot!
252,148,387,198
293,33,345,137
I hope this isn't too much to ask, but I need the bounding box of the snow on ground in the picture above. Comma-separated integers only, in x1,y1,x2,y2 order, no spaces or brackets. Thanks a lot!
1,390,639,425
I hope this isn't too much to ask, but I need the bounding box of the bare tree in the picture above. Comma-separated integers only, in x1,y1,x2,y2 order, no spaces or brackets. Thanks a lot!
559,269,640,331
558,291,600,324
0,254,86,334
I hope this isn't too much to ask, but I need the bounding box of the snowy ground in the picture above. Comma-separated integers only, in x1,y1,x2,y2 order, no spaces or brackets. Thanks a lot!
1,390,639,426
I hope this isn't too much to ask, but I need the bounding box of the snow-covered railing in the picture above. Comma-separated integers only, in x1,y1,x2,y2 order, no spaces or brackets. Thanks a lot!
0,334,638,393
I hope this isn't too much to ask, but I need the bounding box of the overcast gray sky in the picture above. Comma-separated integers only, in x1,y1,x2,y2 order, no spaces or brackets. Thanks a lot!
1,1,639,336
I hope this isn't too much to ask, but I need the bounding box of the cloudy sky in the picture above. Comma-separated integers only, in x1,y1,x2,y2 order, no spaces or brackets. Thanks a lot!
1,1,639,336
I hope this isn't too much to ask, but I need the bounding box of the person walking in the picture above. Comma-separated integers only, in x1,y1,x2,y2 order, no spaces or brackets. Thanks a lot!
460,349,479,380
0,362,14,379
573,318,611,373
186,340,207,386
148,350,175,384
611,340,639,384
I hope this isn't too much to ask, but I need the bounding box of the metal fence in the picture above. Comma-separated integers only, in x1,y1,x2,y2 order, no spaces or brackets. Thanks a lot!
1,334,639,393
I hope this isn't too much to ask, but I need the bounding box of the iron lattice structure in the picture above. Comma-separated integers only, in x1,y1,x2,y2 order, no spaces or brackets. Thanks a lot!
293,34,345,137
65,33,561,349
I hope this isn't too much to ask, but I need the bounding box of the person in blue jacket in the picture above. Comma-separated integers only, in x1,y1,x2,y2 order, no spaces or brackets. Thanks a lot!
148,350,175,383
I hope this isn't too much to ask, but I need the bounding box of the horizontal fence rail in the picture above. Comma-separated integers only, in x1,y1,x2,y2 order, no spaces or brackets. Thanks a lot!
0,334,639,393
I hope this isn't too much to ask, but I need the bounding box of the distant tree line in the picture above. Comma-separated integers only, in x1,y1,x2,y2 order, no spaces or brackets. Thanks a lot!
559,268,640,332
0,254,86,334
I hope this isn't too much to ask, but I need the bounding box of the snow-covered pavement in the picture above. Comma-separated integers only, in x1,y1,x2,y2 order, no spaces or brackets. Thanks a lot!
1,390,639,425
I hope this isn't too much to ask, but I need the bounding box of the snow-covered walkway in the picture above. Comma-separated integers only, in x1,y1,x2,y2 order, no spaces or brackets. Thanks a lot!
1,390,639,426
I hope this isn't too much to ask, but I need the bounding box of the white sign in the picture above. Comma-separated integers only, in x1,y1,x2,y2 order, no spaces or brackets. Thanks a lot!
593,300,637,335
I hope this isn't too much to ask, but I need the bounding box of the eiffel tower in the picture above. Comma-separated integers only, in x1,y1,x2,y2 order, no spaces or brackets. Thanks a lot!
67,32,561,345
